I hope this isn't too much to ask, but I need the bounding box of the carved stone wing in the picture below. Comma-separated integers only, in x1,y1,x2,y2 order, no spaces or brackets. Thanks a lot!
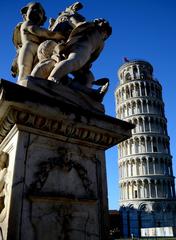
12,22,23,49
11,22,23,77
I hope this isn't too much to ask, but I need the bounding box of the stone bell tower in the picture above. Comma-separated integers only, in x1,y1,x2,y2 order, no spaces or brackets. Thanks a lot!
115,60,176,237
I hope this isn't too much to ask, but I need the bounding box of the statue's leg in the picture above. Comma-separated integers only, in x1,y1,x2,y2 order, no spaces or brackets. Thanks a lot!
17,42,38,83
31,59,56,79
72,69,95,88
48,51,90,82
84,70,95,88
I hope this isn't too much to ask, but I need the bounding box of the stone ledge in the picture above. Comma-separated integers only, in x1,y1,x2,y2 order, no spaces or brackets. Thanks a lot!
0,79,134,149
29,195,98,204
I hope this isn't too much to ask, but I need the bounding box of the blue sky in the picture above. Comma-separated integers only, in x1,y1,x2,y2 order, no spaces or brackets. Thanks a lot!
0,0,176,209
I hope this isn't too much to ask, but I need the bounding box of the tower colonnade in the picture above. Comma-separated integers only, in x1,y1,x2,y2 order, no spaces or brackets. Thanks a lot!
116,79,162,104
117,97,164,119
119,155,173,178
118,135,170,158
120,178,175,200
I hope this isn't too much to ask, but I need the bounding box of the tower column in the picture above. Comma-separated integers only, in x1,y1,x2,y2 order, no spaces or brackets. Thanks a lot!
146,158,149,175
155,181,158,198
149,181,152,198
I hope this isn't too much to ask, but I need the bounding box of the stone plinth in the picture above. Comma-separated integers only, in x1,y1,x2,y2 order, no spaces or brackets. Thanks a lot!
0,79,133,240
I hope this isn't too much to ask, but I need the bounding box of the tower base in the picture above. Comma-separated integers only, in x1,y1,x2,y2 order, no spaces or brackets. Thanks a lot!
120,199,176,238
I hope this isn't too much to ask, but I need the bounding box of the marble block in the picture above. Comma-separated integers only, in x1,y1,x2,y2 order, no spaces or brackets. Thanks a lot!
0,79,133,240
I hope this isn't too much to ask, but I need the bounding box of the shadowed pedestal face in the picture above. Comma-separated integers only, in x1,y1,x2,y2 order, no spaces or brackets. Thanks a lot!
0,79,133,240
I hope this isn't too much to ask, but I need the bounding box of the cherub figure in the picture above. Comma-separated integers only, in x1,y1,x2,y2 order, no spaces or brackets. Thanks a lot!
30,2,86,81
49,2,85,36
12,2,65,85
47,18,112,83
32,19,111,93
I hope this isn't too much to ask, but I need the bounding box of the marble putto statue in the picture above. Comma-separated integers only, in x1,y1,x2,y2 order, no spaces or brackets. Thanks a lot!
12,2,112,102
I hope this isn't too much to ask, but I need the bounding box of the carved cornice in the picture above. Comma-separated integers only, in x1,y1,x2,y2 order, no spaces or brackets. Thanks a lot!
0,107,121,148
0,79,133,148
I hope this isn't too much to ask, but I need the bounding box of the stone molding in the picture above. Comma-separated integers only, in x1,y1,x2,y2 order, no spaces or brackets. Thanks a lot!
120,199,176,213
0,79,133,150
0,107,120,149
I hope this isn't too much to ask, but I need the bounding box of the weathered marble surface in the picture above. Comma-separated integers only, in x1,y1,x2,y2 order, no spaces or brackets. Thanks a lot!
0,79,133,240
12,2,112,102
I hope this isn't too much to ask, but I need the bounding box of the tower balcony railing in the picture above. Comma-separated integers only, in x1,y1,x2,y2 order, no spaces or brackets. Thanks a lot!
119,196,175,202
118,151,171,161
119,174,174,181
116,95,164,106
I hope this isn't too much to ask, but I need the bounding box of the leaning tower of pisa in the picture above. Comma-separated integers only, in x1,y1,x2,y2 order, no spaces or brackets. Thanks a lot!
115,60,176,238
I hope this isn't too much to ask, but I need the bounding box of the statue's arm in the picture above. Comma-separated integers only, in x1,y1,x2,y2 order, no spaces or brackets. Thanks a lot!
90,45,104,63
26,25,65,41
69,2,83,11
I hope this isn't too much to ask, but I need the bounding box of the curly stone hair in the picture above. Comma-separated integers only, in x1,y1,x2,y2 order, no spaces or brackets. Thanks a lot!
20,2,47,25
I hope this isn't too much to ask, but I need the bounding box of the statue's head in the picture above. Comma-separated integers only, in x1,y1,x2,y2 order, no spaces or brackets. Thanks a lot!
21,2,47,25
94,18,112,40
37,40,57,60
